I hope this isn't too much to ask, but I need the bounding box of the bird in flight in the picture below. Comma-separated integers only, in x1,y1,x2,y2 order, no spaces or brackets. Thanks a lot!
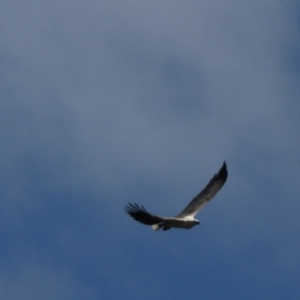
125,162,228,231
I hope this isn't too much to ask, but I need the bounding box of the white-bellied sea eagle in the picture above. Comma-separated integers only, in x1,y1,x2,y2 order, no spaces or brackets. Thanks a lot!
125,162,228,231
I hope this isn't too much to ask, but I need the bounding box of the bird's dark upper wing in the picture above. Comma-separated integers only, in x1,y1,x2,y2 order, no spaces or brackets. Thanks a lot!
176,162,228,218
125,202,165,225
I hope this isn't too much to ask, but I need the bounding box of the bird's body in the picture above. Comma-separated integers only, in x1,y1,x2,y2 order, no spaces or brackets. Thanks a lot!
151,217,199,231
125,162,228,231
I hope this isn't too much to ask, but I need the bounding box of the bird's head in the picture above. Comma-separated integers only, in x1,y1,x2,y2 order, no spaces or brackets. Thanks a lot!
194,220,200,226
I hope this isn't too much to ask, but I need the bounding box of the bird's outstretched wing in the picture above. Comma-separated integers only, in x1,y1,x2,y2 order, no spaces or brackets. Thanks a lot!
125,202,165,225
176,162,228,218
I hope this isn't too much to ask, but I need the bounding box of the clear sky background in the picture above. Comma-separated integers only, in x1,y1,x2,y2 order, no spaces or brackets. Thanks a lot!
1,1,300,299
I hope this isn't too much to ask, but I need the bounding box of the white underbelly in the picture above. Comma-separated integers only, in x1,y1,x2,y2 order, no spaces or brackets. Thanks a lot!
167,219,196,229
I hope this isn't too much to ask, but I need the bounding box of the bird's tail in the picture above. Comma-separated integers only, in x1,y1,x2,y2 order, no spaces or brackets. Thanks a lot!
152,223,164,231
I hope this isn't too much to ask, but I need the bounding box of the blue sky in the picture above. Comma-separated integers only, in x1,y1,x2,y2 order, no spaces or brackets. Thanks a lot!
1,1,300,299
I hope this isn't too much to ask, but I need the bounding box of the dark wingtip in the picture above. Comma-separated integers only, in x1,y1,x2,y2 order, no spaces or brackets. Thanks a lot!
125,202,162,226
125,202,147,214
219,161,228,183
